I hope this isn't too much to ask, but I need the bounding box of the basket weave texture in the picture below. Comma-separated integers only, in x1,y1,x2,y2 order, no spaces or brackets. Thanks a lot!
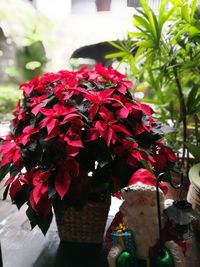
55,197,111,243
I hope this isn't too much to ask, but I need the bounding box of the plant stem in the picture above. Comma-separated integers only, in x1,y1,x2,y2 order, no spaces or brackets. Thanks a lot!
173,65,187,171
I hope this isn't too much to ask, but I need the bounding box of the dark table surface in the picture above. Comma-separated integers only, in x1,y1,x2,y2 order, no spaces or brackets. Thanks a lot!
0,200,200,267
0,202,111,267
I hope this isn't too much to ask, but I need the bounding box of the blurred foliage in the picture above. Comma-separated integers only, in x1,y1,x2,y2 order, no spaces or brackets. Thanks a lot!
16,40,47,81
0,84,22,119
0,0,54,119
0,0,53,83
0,0,53,46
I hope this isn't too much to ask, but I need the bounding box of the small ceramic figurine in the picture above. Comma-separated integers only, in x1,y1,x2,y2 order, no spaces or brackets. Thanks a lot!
107,168,186,267
120,184,165,259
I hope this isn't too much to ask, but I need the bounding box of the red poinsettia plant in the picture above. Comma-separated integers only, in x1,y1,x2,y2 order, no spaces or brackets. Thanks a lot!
0,64,177,234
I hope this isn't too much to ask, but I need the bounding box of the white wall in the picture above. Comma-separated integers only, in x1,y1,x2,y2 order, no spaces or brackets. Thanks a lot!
34,0,72,20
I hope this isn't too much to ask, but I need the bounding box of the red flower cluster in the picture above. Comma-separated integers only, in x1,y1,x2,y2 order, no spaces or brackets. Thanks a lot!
0,64,177,234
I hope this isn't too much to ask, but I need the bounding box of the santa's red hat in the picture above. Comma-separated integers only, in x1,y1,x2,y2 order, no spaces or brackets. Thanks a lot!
122,168,168,195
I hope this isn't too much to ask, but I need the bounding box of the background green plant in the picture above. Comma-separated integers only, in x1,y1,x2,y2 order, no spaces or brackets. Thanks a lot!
0,85,22,120
0,0,54,119
106,0,200,174
0,0,52,83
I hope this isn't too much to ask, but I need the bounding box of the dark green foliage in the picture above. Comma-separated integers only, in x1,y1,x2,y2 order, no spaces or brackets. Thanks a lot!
26,204,53,235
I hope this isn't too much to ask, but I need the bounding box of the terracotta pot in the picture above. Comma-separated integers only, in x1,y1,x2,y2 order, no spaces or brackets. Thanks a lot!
95,0,111,11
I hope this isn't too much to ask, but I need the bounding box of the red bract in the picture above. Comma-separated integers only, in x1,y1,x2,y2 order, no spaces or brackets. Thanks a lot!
95,64,125,83
19,126,39,145
135,100,154,116
55,158,79,199
84,88,115,120
31,170,50,204
0,140,21,167
152,142,177,170
122,139,142,167
29,95,47,115
10,179,22,201
117,103,141,119
12,101,26,126
0,64,177,235
39,104,78,134
30,192,52,217
20,75,45,95
95,106,132,146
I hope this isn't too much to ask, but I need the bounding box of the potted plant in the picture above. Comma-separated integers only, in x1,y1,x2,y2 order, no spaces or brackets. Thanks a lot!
106,0,200,177
0,64,177,242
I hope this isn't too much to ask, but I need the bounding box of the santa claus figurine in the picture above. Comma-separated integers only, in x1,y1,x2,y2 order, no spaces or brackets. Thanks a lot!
106,168,186,267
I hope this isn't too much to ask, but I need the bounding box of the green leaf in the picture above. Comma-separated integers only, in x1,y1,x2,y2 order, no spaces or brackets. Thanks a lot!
137,4,158,42
136,7,148,19
141,160,154,173
141,98,160,104
170,25,190,43
10,164,19,177
3,184,10,200
37,211,53,235
187,86,198,114
108,41,126,51
194,94,200,107
158,0,167,30
112,162,134,188
158,0,168,23
191,0,197,20
152,124,175,135
164,5,177,23
147,69,159,91
158,3,176,33
91,139,112,168
0,163,11,182
26,205,37,229
148,10,158,41
189,25,200,37
139,0,151,15
116,55,129,69
26,204,53,235
182,4,191,23
134,15,150,31
128,54,137,75
128,32,150,39
135,40,154,48
48,183,56,198
135,46,146,59
13,185,29,209
42,95,57,107
187,143,200,162
168,0,181,5
105,51,127,59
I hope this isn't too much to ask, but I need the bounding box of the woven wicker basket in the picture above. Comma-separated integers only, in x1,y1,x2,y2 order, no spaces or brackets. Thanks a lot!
54,197,111,243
